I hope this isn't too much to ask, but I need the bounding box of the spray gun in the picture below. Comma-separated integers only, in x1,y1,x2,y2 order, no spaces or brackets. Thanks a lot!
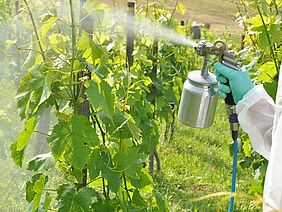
178,39,240,211
178,40,240,132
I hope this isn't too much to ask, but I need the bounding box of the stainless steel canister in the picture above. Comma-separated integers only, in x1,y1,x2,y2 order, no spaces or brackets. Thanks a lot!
178,70,218,128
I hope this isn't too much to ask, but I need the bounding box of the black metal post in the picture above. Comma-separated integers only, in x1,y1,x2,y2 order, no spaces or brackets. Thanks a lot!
126,2,135,69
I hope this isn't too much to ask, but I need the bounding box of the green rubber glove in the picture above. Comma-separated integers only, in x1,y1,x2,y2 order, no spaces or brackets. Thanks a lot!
214,62,254,104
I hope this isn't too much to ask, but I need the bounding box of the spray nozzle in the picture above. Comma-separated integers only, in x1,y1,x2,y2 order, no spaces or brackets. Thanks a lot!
195,40,241,76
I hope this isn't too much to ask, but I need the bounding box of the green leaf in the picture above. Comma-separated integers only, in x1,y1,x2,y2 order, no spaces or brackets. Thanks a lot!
48,115,99,169
26,174,48,211
92,196,115,211
39,14,57,41
16,117,36,151
57,184,96,212
155,193,169,212
130,169,153,191
245,14,264,29
41,192,52,211
23,51,36,70
176,3,186,15
257,61,277,83
269,24,282,44
89,148,121,193
101,81,115,117
120,139,133,151
77,31,90,50
139,120,159,154
5,39,17,46
27,152,55,171
264,80,278,101
142,76,152,86
257,31,269,49
26,175,39,203
242,139,252,157
89,148,104,180
104,109,133,139
101,166,121,193
34,81,52,115
114,147,144,179
33,175,48,211
48,33,67,54
17,73,49,120
132,189,147,208
87,80,115,119
10,142,25,167
128,119,141,140
77,31,108,65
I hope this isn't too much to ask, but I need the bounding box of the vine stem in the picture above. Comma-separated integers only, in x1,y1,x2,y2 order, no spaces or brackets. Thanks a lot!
123,172,132,202
239,0,250,19
23,0,45,61
102,178,107,197
34,130,50,137
44,188,57,192
69,0,76,104
89,106,107,196
169,0,179,23
145,0,149,18
235,3,257,48
272,0,279,15
90,106,106,146
257,4,279,73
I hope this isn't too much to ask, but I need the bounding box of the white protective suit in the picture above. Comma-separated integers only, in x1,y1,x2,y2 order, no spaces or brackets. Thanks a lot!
236,64,282,211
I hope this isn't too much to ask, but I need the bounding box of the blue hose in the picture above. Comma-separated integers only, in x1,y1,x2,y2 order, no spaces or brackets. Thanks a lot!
228,139,238,212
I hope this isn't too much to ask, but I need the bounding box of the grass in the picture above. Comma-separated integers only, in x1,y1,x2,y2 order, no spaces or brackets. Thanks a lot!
153,101,261,211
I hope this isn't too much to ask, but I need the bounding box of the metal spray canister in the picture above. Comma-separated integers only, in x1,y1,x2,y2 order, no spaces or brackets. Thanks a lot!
178,69,218,128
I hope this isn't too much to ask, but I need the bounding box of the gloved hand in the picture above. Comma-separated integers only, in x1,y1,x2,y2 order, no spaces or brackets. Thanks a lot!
214,62,254,104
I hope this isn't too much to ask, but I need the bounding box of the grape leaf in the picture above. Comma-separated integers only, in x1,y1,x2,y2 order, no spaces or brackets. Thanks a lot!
242,138,252,157
269,24,282,44
10,116,37,167
27,152,55,171
77,31,90,50
245,14,264,29
114,147,144,179
38,192,52,212
264,80,278,101
130,169,153,191
77,31,107,65
176,3,186,15
132,189,147,208
10,141,25,167
26,174,48,212
257,61,277,83
16,116,36,151
17,73,51,120
155,193,169,212
39,14,57,43
101,165,121,193
48,33,67,54
57,184,96,212
47,115,99,169
258,31,269,49
87,80,115,119
89,149,121,193
89,149,104,180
